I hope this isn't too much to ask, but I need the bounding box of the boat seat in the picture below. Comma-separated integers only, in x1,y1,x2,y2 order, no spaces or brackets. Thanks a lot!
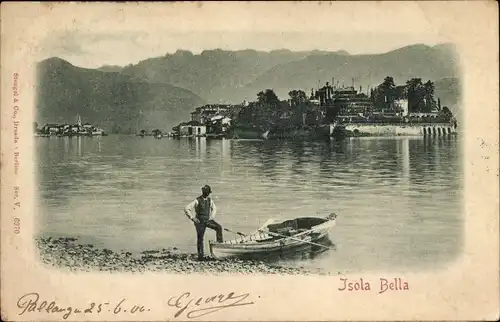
274,227,298,236
268,219,298,233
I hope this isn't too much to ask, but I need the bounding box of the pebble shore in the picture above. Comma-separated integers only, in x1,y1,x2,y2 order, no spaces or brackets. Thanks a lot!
37,237,330,275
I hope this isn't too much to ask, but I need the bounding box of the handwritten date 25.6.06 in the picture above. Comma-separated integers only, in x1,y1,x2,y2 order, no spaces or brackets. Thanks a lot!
17,292,150,320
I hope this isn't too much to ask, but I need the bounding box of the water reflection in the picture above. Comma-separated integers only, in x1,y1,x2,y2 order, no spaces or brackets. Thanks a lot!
226,137,427,191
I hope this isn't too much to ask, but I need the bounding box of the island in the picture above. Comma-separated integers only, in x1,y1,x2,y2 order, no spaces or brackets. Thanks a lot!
35,115,107,137
172,76,458,139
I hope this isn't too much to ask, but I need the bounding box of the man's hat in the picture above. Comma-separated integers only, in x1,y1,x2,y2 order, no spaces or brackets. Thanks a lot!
202,185,212,193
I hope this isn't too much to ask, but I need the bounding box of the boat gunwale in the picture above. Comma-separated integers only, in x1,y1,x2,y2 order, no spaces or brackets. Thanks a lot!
210,215,336,249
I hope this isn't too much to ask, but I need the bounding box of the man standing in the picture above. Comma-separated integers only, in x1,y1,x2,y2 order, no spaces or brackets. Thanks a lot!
184,185,223,260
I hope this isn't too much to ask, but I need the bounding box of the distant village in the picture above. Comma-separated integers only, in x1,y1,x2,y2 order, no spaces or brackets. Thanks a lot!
35,115,107,137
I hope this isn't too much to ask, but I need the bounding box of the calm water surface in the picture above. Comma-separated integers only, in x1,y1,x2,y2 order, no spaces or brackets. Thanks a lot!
37,135,463,273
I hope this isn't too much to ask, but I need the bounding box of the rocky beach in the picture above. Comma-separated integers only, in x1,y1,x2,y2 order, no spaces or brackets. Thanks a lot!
37,237,331,275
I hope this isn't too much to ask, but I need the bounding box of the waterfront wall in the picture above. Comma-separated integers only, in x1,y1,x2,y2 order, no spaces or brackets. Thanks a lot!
269,126,329,139
333,123,457,137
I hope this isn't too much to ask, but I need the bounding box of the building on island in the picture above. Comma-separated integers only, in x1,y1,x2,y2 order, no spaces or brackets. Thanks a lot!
179,121,207,136
333,87,373,116
394,99,409,116
36,115,106,137
176,104,238,137
191,104,232,124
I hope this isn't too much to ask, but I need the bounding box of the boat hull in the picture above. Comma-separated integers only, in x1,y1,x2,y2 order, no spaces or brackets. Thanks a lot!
209,215,336,259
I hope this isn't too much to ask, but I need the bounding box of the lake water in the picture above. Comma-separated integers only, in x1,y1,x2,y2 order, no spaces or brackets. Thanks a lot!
36,135,463,273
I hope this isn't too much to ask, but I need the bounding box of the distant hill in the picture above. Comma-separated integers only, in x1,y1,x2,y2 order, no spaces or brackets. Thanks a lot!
120,44,459,103
241,44,459,101
335,50,350,56
97,65,124,73
120,49,319,103
36,58,205,133
434,76,461,115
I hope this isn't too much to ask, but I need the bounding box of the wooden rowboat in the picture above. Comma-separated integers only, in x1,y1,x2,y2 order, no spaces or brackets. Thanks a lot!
209,213,337,259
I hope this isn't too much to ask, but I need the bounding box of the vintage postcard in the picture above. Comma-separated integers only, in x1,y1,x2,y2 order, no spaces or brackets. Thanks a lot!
1,1,499,321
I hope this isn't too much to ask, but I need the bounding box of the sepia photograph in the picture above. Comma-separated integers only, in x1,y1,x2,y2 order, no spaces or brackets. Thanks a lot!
1,2,498,321
34,31,461,276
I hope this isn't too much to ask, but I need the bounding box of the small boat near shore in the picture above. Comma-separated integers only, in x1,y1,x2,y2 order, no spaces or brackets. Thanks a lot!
209,213,337,259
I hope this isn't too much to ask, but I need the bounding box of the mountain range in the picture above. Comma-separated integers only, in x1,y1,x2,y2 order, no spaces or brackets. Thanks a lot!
36,43,461,132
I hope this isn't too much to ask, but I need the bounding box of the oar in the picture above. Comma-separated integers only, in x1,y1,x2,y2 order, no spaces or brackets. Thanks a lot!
258,229,332,250
222,219,275,238
223,227,247,237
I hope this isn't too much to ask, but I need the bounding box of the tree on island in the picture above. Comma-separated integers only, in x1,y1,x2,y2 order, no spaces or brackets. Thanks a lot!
253,89,280,129
406,78,425,113
372,76,396,111
152,129,162,136
257,89,280,107
288,90,310,126
326,100,341,123
288,90,308,107
380,76,396,102
394,85,407,100
423,80,436,113
369,76,437,114
234,89,297,132
439,106,454,121
405,78,437,113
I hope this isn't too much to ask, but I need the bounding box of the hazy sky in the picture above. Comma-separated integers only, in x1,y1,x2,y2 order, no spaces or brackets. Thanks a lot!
38,30,446,69
34,2,449,68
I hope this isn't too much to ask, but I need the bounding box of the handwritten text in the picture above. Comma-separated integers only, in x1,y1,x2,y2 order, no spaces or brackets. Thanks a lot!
168,291,254,319
17,292,150,320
